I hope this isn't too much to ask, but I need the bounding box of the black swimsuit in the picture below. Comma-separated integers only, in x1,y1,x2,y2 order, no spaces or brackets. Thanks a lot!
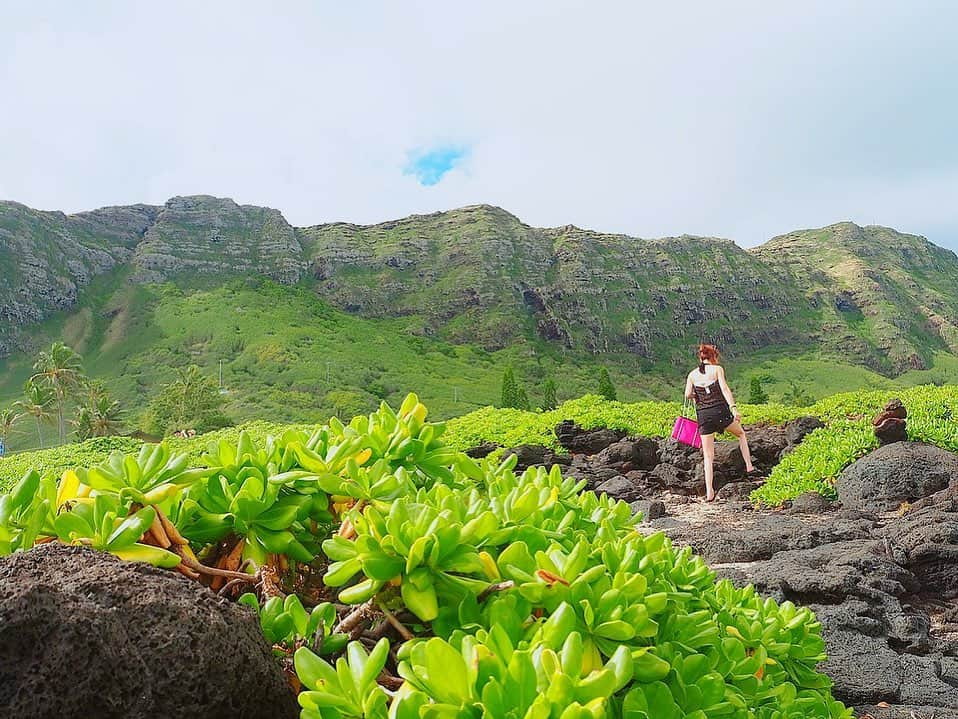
692,377,734,436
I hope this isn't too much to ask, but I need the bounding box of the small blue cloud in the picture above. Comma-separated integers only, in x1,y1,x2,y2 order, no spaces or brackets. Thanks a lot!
403,145,469,186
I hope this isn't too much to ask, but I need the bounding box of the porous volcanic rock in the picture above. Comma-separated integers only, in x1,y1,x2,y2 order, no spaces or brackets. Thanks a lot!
554,420,625,455
785,416,825,446
837,442,958,512
0,544,298,719
500,444,570,472
593,437,660,472
643,486,958,714
787,491,832,514
594,475,642,503
629,499,667,521
464,441,498,458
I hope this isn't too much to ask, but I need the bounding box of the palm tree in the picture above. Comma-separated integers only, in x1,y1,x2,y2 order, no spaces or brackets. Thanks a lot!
73,381,124,440
31,342,86,444
15,383,55,449
0,408,22,452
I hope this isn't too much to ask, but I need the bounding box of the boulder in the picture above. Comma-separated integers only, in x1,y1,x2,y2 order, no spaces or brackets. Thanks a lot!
884,504,958,598
593,437,660,471
715,480,762,501
739,424,787,466
594,476,641,503
0,544,298,719
629,499,667,521
554,420,625,455
784,415,825,447
837,442,958,512
648,462,697,495
464,441,498,458
787,491,832,514
501,444,570,471
692,441,746,491
656,437,698,470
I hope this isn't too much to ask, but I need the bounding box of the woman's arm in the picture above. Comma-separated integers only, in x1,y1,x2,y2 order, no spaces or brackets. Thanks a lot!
684,374,694,400
717,367,740,418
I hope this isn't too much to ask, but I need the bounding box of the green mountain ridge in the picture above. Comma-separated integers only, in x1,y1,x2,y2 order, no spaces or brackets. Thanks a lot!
2,195,958,443
752,222,958,372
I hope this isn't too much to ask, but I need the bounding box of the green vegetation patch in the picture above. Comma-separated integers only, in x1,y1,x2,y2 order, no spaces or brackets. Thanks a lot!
0,436,144,490
444,395,805,453
752,384,958,505
0,393,852,718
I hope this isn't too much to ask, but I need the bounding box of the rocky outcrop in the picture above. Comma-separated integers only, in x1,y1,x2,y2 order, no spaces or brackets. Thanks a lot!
0,200,159,356
754,221,958,374
0,195,307,358
553,417,821,501
643,483,958,714
836,442,958,512
501,444,571,472
554,420,625,455
0,543,298,719
132,196,306,284
482,417,824,508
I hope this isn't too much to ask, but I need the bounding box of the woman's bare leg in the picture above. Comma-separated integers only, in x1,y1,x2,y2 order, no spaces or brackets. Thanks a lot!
725,420,755,472
701,433,716,500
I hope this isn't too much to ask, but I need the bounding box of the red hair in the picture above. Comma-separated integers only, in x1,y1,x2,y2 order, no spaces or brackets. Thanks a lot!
698,344,720,364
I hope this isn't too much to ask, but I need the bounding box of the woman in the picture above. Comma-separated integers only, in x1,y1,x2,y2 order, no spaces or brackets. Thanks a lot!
684,344,760,501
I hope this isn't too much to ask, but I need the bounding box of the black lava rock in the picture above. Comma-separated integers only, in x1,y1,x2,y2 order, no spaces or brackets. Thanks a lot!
464,441,498,458
0,544,298,719
554,420,625,455
501,444,570,472
837,442,958,512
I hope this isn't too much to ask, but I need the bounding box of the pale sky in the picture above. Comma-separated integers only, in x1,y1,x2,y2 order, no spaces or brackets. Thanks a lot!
2,1,957,249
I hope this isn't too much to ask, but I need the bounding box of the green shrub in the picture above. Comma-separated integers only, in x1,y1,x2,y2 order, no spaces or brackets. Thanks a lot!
443,395,804,452
752,384,958,505
541,377,558,411
0,436,144,491
748,376,769,405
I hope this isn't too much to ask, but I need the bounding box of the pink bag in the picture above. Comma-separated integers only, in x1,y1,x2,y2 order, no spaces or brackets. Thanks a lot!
671,401,702,448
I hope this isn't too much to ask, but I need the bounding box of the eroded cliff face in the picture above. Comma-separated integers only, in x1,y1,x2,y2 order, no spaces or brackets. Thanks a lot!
753,222,958,373
131,196,305,285
0,196,306,357
0,201,159,356
2,197,957,374
299,204,812,361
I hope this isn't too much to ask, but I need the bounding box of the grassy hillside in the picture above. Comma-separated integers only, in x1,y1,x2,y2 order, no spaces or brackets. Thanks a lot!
300,205,816,364
4,197,958,452
6,263,958,455
0,274,682,452
753,222,958,373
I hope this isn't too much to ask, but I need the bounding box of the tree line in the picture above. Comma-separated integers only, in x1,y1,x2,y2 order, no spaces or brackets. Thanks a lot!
499,365,617,410
498,368,812,412
0,343,229,455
